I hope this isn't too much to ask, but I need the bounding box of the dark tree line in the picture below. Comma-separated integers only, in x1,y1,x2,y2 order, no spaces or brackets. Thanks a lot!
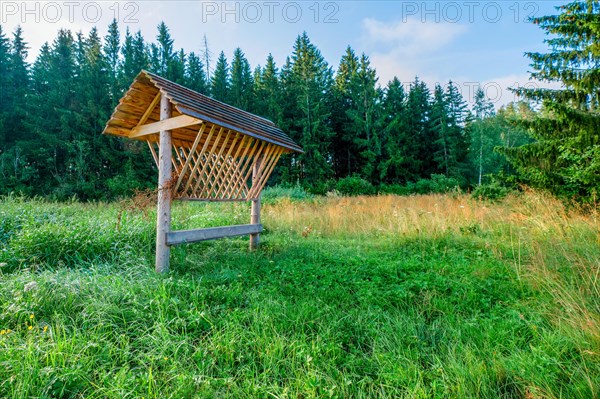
1,13,592,201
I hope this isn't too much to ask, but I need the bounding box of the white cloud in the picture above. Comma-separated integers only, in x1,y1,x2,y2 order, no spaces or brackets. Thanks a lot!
360,17,468,85
362,17,467,55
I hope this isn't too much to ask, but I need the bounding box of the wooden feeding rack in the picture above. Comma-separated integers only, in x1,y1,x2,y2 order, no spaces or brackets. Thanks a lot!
103,70,302,273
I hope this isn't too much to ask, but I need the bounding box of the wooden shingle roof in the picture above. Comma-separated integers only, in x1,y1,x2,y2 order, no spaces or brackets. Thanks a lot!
102,70,302,153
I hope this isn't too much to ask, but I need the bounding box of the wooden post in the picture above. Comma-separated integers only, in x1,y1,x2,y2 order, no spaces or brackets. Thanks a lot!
249,157,261,250
156,93,172,273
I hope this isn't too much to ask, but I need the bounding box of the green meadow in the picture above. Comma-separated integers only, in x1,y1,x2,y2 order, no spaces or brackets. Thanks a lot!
0,191,598,398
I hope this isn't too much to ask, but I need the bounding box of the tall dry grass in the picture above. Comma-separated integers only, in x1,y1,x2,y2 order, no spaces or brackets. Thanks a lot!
266,191,600,347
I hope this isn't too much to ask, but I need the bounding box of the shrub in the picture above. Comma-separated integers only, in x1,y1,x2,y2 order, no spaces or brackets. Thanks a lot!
336,176,375,196
262,185,314,203
472,182,511,202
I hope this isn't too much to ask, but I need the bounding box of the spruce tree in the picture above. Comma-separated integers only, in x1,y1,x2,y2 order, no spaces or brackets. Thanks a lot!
505,0,600,201
280,32,334,185
406,77,432,178
469,87,496,185
254,54,282,121
104,19,121,105
379,77,411,183
331,46,359,177
0,26,11,148
345,53,382,181
211,51,229,102
229,48,254,110
121,29,148,88
186,52,208,94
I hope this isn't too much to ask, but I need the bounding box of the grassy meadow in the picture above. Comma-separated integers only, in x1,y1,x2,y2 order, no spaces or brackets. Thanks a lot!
0,190,598,398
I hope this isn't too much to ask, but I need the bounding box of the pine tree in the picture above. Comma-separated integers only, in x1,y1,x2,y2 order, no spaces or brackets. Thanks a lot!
169,48,186,84
405,77,432,178
469,87,496,185
211,51,229,102
186,52,208,94
254,54,282,121
104,19,121,105
379,77,411,183
505,0,600,201
229,48,254,110
331,46,359,177
121,29,148,88
430,84,451,176
280,32,334,185
154,22,174,76
346,54,382,181
0,25,10,146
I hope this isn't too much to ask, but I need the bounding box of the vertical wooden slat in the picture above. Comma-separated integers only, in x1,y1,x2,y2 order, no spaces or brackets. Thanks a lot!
249,156,262,250
156,94,172,274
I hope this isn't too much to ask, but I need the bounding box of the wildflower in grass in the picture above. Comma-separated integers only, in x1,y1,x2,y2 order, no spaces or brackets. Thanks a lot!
29,314,34,320
28,325,33,330
43,326,48,333
0,329,5,335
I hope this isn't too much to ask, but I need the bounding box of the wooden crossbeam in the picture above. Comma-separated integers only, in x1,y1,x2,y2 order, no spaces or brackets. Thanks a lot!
137,92,161,127
166,224,263,245
130,115,203,138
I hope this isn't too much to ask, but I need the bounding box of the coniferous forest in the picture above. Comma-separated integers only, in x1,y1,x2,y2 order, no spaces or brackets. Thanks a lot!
0,2,598,203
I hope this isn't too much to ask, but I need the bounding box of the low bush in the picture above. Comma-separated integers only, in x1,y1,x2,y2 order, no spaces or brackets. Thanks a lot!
336,175,375,196
472,181,511,201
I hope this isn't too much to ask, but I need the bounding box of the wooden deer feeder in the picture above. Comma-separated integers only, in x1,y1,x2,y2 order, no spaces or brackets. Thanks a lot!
103,71,302,273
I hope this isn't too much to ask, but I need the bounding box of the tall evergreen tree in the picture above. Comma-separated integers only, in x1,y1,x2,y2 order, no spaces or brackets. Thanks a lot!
469,87,496,185
346,54,382,180
121,29,148,88
331,47,359,177
186,52,208,94
104,19,121,105
379,77,411,183
153,22,174,77
505,0,600,201
0,26,12,148
430,81,469,179
229,48,254,110
405,77,432,178
254,54,282,121
211,51,229,102
280,32,334,185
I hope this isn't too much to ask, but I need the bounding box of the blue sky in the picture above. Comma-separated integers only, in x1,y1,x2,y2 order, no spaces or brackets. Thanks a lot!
1,1,564,106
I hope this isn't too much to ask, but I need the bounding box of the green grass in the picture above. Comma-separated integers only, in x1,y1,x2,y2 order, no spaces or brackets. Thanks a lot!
0,194,598,398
